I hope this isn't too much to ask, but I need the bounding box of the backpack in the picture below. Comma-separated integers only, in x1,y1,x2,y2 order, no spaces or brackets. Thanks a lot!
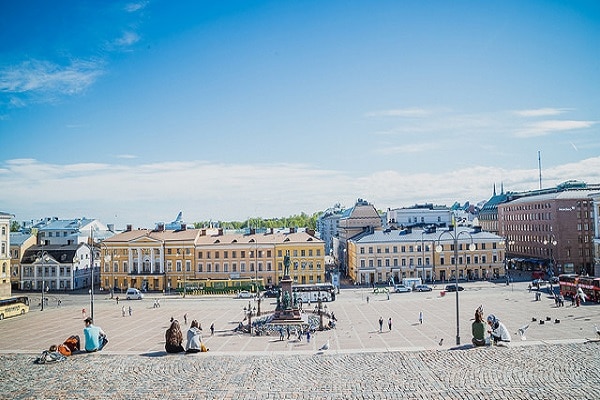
57,344,71,357
35,350,67,364
63,335,80,352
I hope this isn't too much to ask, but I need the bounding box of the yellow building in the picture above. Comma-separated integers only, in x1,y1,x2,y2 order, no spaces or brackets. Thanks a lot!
0,212,13,298
100,226,325,293
347,226,505,285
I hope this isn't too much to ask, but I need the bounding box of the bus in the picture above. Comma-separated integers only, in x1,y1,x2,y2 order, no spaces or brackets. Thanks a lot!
292,283,336,303
0,296,30,320
558,274,600,303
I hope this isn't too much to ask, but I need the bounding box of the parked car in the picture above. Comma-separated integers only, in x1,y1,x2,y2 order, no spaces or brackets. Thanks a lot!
237,290,254,299
262,289,279,298
414,285,432,292
394,285,412,293
444,284,464,292
125,288,143,300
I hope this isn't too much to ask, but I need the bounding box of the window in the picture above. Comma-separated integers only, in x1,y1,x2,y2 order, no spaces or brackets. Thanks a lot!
198,263,203,272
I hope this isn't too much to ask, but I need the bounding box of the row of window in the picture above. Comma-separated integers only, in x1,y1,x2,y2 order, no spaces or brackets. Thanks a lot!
100,260,323,274
359,242,498,254
109,247,322,259
357,254,496,268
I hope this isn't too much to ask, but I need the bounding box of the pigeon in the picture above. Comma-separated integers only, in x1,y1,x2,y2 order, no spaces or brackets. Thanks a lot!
319,340,330,351
517,324,529,340
438,338,444,346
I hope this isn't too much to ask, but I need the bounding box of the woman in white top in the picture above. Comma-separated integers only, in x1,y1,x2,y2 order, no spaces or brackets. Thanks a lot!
487,314,511,345
186,320,202,353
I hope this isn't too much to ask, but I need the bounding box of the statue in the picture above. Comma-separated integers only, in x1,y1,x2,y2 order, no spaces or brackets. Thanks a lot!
293,292,298,308
282,290,291,310
283,251,291,277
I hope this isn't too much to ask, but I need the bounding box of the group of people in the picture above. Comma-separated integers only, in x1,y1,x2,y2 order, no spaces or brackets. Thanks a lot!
35,317,108,363
165,318,208,353
471,306,511,347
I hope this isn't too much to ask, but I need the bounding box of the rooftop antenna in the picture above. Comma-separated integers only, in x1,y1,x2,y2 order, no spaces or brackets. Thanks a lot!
538,150,542,190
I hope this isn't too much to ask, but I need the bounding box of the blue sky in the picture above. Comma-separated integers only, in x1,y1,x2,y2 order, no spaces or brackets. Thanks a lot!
1,0,599,229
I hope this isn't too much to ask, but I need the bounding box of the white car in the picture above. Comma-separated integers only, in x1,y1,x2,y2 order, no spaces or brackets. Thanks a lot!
237,290,254,299
125,288,143,300
394,285,412,293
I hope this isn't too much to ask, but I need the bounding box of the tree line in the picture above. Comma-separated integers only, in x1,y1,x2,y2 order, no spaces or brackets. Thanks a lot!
193,212,322,231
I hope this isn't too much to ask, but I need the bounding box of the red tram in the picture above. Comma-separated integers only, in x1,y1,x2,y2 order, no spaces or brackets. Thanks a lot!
558,274,600,303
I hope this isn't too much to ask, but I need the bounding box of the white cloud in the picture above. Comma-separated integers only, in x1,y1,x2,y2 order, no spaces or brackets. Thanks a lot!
513,108,568,117
515,120,596,138
0,59,104,104
124,1,148,12
114,31,140,47
365,108,431,118
2,157,600,229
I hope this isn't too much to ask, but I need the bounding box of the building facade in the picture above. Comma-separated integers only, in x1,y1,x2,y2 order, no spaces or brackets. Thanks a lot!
100,226,325,292
347,226,505,285
9,232,36,291
0,212,13,298
499,190,596,276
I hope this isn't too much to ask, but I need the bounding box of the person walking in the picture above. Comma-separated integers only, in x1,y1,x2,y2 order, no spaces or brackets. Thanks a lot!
121,306,125,317
388,317,392,331
378,316,383,332
128,306,132,316
419,311,424,324
210,323,215,336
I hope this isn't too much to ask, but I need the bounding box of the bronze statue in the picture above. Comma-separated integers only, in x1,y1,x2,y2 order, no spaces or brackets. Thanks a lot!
283,250,291,277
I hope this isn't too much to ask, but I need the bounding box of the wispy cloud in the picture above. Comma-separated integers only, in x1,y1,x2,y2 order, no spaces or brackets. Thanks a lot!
376,142,439,155
515,120,596,138
513,108,569,117
365,108,431,118
114,31,140,47
116,154,138,159
125,1,148,13
0,59,104,105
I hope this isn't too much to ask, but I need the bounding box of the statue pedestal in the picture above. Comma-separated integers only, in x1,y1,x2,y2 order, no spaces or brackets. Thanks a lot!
272,276,302,322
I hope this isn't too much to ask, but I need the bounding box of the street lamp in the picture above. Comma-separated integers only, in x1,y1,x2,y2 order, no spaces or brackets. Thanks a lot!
502,237,515,286
89,233,95,321
182,245,187,298
101,242,113,299
36,250,50,311
543,235,557,276
435,224,475,346
420,231,427,283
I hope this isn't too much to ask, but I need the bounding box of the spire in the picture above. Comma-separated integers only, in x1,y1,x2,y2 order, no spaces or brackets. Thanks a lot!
493,183,497,196
500,182,504,195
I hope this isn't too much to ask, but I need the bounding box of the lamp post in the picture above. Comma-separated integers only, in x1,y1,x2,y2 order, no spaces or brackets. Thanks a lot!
421,231,426,283
503,237,515,287
182,245,187,298
436,224,475,346
36,250,50,311
89,230,95,321
101,242,113,299
543,235,557,277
